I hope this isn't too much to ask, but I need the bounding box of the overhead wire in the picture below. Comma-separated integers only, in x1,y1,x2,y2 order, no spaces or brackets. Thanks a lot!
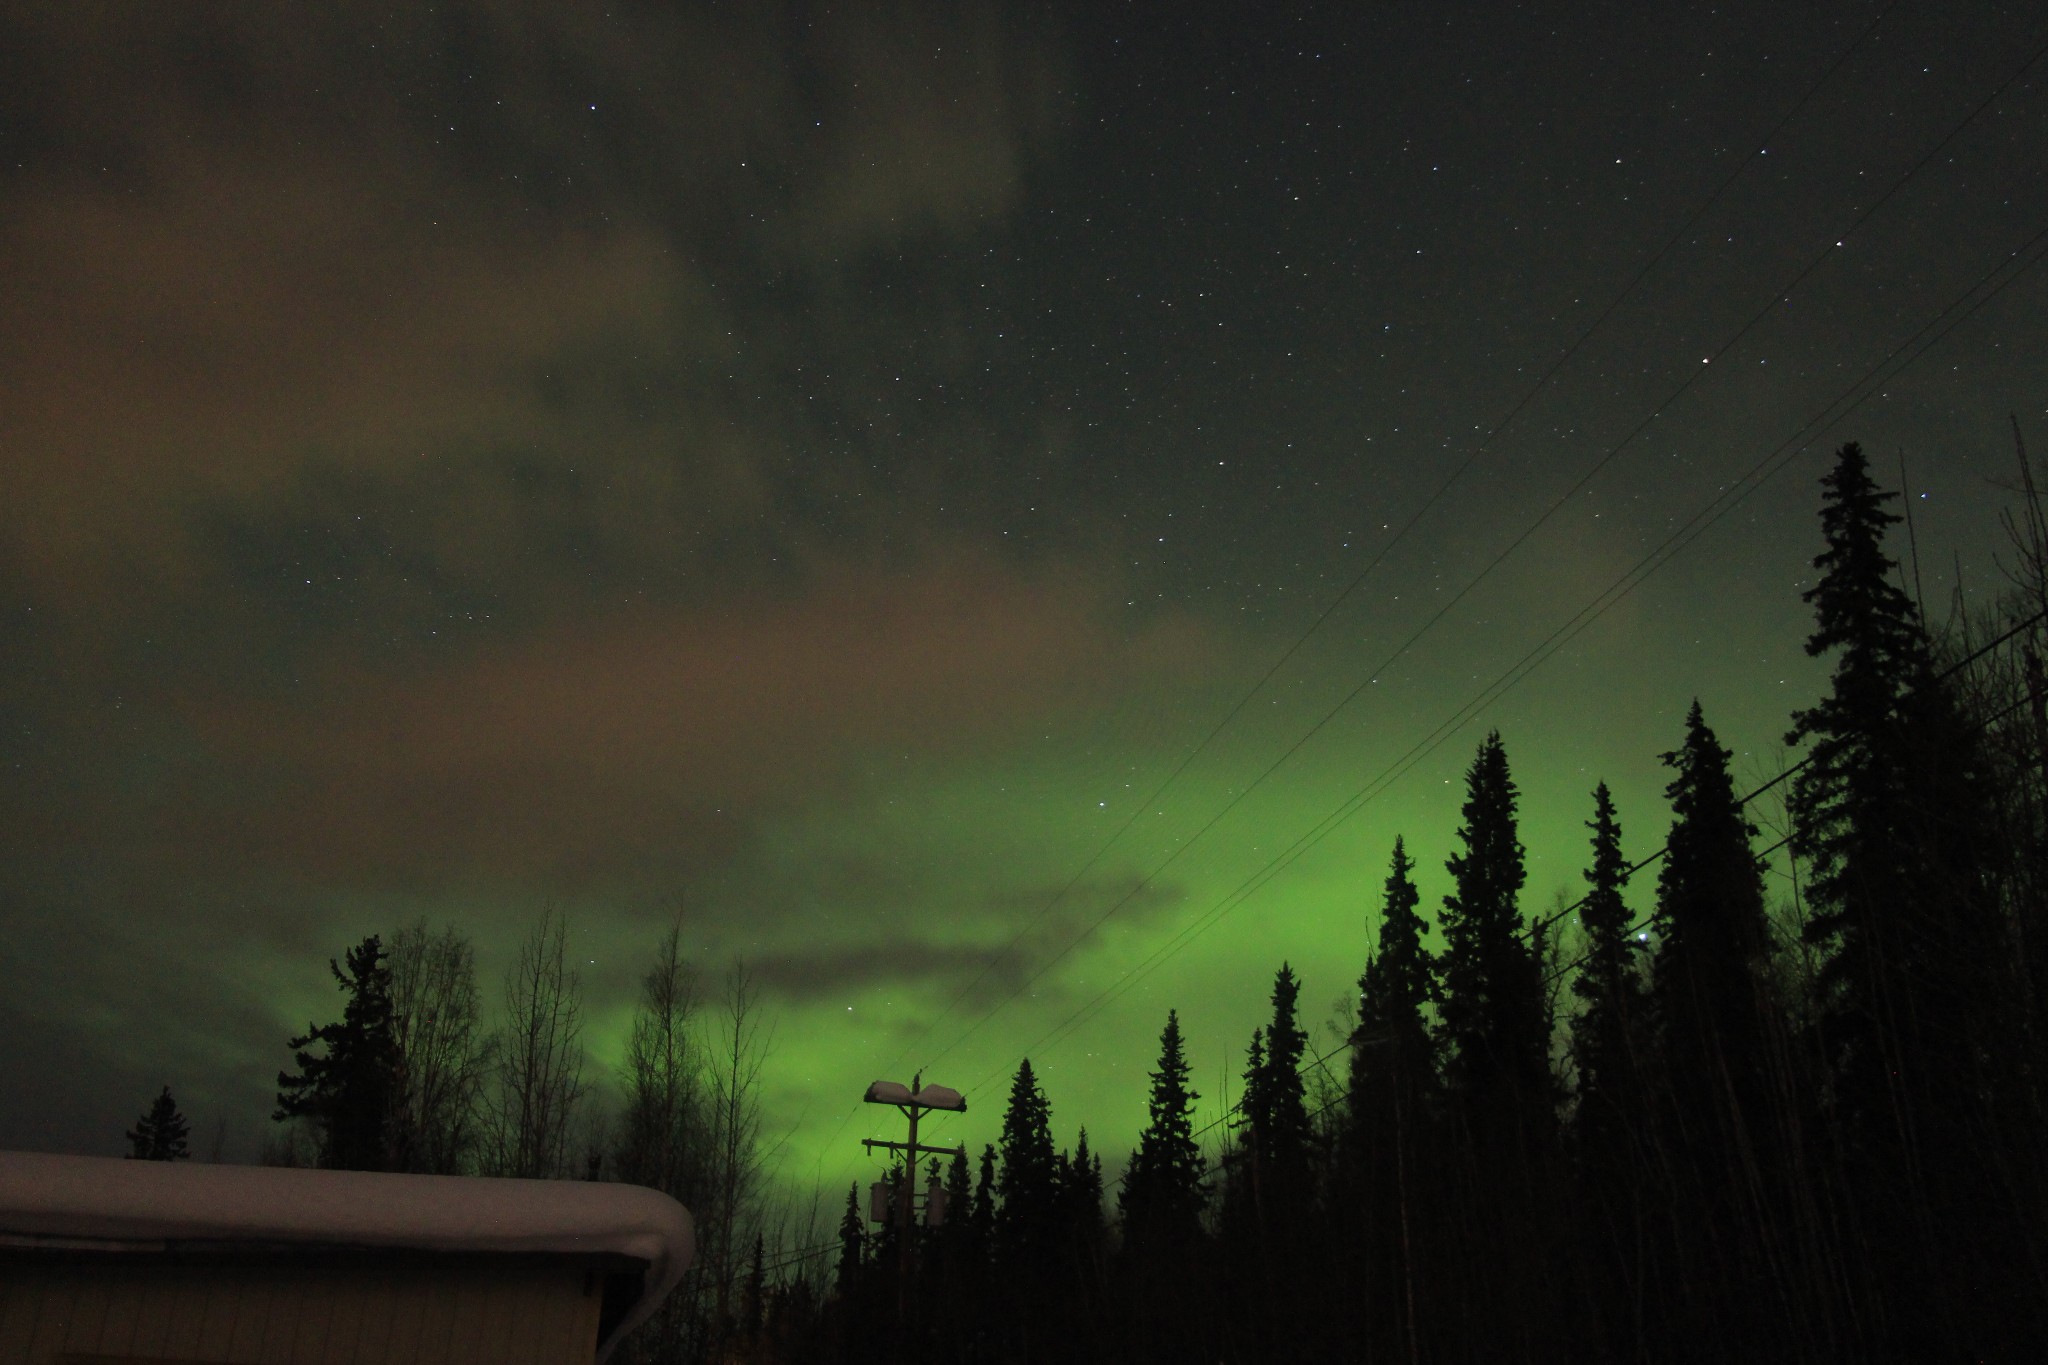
1177,609,2048,1150
873,0,1909,1087
938,27,2048,1094
970,218,2048,1095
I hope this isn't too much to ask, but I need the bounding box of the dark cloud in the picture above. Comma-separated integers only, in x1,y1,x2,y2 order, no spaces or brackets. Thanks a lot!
745,872,1187,1003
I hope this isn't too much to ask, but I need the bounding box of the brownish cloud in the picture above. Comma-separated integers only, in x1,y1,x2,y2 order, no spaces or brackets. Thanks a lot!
0,2,1063,596
0,3,1091,1157
164,553,1209,891
0,148,699,580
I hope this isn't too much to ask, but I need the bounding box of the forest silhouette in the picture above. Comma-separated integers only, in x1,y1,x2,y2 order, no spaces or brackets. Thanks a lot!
185,439,2048,1363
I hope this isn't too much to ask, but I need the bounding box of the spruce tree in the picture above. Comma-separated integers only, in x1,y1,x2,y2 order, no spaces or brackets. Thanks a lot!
942,1145,973,1240
927,1145,983,1355
1782,442,2021,1358
126,1085,191,1161
1352,837,1438,1122
1119,1010,1208,1251
1223,966,1318,1356
1344,838,1439,1363
971,1142,999,1251
1238,1027,1267,1134
1437,732,1548,1109
1633,702,1795,1362
1786,441,2003,1139
1218,1027,1267,1251
1569,783,1643,1143
1652,702,1774,1136
836,1181,865,1297
1248,964,1312,1194
995,1058,1059,1273
1060,1129,1106,1271
1433,732,1564,1360
275,935,403,1171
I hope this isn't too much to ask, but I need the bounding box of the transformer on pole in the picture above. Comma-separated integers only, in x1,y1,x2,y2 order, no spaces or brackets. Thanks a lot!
861,1072,966,1324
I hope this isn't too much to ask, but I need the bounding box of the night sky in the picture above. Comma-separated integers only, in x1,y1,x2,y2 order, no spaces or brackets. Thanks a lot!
3,1,2045,1205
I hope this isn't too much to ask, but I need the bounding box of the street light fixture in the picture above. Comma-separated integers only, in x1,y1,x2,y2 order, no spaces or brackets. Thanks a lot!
860,1071,966,1322
864,1079,966,1112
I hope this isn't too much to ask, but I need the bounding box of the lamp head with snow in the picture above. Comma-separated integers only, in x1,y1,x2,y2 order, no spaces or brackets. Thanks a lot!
864,1079,967,1112
864,1080,913,1106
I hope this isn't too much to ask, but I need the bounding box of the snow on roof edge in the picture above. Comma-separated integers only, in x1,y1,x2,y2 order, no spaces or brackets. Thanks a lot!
0,1150,694,1363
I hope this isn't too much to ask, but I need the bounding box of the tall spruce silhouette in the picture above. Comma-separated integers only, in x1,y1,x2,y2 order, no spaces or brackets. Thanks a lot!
126,1085,191,1161
1220,1026,1268,1256
941,1146,973,1250
995,1058,1059,1274
1783,441,2023,1360
1058,1129,1105,1274
1229,966,1317,1355
836,1181,865,1297
1569,783,1643,1148
1565,781,1660,1365
1243,964,1311,1197
1433,731,1561,1360
1438,732,1548,1110
1653,702,1775,1140
928,1145,982,1352
1352,837,1438,1121
971,1142,999,1252
275,935,402,1171
1344,837,1438,1363
1786,442,2003,1144
1119,1010,1207,1252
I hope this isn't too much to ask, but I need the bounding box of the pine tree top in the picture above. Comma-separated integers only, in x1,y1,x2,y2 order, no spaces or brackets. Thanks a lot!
1121,1009,1210,1244
1572,780,1637,1005
1788,442,1931,756
1145,1010,1199,1131
1358,836,1437,1059
1443,731,1528,934
997,1058,1056,1202
1438,732,1549,1102
127,1085,191,1162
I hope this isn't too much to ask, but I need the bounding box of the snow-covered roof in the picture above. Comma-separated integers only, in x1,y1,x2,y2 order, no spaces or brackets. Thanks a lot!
0,1150,694,1363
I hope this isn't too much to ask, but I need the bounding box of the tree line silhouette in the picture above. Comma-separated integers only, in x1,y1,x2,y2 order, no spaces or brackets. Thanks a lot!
226,911,777,1364
131,439,2048,1361
814,439,2048,1364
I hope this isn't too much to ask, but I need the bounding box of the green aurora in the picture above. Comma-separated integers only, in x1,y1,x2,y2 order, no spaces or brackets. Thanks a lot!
2,0,2044,1223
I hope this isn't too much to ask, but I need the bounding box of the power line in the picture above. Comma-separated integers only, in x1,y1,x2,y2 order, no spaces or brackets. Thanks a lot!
1539,679,2046,991
702,1238,844,1289
875,0,1909,1085
966,220,2048,1097
924,20,2048,1088
1178,612,2048,1150
1190,1035,1355,1144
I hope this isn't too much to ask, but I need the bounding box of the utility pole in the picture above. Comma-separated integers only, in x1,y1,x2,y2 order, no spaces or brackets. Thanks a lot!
862,1073,966,1331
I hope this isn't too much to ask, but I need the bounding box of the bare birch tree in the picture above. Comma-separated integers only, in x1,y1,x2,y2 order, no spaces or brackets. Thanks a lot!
616,916,707,1197
612,916,711,1365
483,906,588,1179
705,961,771,1355
388,918,489,1174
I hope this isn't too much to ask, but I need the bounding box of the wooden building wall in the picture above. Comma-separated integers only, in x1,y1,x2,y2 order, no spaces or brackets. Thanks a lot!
0,1257,605,1365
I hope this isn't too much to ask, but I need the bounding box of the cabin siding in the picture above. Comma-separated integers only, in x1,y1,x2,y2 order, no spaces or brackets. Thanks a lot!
0,1261,601,1365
